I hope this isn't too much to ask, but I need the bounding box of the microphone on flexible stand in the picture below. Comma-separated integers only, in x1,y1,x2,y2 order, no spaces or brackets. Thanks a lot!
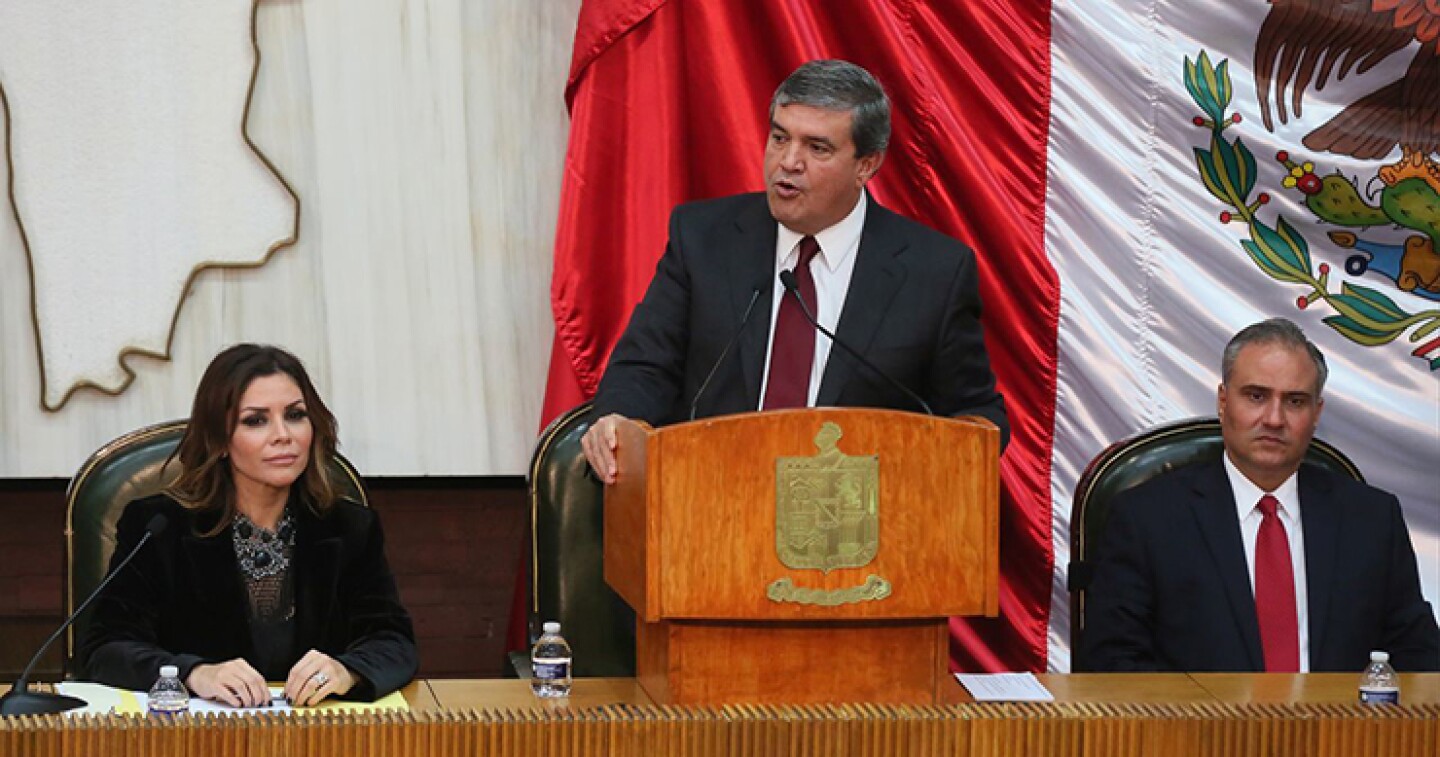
689,279,771,421
777,269,934,416
0,512,168,715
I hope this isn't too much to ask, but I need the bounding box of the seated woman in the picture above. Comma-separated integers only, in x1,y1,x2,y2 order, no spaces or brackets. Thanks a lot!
78,344,418,706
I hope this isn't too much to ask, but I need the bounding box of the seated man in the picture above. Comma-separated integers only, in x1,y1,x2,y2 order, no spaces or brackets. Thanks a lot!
581,59,1008,482
1084,317,1439,672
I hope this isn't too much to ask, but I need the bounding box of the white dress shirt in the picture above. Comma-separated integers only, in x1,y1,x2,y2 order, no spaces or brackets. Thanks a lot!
757,192,867,408
1224,453,1310,671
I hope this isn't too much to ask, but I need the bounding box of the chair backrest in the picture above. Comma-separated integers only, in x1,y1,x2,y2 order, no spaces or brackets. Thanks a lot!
526,403,635,677
64,420,367,674
1067,416,1361,671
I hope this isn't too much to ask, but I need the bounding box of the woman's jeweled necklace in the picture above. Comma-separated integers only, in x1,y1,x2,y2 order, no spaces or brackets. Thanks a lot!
232,508,295,581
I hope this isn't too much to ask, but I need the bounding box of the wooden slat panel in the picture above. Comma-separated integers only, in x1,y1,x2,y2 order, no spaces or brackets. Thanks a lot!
1,700,1438,757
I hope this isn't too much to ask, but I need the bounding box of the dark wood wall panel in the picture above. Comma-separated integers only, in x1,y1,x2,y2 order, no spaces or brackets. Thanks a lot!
368,478,526,679
0,482,68,680
0,477,526,682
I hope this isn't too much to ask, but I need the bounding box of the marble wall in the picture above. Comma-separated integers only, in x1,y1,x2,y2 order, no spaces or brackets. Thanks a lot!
0,0,581,476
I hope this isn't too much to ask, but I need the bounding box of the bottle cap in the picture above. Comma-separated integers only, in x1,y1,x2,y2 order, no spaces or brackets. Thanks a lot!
159,665,179,677
543,621,561,634
1370,650,1390,662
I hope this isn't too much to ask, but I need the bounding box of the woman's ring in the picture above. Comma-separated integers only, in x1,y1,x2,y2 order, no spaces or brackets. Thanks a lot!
312,671,329,687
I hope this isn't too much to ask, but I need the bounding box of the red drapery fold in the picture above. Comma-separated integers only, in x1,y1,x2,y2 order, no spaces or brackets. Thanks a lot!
541,0,1058,672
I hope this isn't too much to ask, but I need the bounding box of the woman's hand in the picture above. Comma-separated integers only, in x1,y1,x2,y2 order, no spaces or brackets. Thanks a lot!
186,659,269,707
283,649,356,706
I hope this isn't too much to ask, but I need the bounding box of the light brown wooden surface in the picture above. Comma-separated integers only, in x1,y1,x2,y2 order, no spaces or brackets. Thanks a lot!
638,619,948,705
402,679,441,710
603,409,1001,706
19,674,1440,709
426,677,652,709
1190,672,1440,704
639,408,999,621
3,703,1434,757
7,678,1440,757
941,673,1215,704
422,674,1440,710
604,417,654,620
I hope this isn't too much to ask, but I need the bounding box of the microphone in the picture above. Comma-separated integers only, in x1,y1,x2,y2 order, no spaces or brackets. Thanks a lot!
778,269,934,416
0,512,168,715
689,280,770,421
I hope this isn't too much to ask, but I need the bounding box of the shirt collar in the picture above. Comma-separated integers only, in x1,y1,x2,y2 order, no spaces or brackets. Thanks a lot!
1223,451,1301,521
776,191,867,273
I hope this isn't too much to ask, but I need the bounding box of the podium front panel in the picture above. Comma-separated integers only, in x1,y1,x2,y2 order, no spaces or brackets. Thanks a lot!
640,409,998,620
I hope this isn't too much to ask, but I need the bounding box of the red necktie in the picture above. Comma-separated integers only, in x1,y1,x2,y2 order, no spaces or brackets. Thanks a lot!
1254,494,1300,672
762,236,821,409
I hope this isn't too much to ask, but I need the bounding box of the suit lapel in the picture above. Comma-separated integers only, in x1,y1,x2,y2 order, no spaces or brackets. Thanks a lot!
181,526,251,656
729,197,779,410
292,504,342,653
1298,466,1338,669
815,201,905,406
1187,462,1265,670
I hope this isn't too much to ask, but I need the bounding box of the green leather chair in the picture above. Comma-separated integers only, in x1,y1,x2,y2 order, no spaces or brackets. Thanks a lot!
1067,417,1362,671
64,420,367,675
525,403,635,677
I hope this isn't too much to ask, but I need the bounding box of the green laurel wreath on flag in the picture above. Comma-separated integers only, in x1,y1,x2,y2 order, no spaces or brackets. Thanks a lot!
1184,51,1440,351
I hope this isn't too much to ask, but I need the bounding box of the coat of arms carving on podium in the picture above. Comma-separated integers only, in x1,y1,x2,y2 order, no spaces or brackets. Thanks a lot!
774,422,879,573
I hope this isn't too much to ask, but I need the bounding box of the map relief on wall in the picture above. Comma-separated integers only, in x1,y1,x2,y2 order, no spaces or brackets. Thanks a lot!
0,0,298,410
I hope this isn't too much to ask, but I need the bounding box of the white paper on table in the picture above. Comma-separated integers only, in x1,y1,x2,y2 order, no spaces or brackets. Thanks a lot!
954,672,1055,702
137,687,293,714
57,681,407,715
55,681,128,715
57,682,290,715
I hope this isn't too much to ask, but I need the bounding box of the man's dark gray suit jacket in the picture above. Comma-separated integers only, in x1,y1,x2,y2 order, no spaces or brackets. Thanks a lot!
1084,459,1439,672
592,192,1008,445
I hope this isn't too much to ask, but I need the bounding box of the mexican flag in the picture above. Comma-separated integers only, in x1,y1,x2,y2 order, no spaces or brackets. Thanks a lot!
543,0,1440,672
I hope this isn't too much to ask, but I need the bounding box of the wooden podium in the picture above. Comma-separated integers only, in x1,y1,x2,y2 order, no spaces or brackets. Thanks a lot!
603,408,1000,705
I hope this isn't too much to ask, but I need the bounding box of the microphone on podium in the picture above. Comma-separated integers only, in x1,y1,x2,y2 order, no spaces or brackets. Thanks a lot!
777,269,934,416
689,278,771,421
0,512,168,715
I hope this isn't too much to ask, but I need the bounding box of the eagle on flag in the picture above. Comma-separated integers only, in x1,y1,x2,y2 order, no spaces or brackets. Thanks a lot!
1254,0,1440,169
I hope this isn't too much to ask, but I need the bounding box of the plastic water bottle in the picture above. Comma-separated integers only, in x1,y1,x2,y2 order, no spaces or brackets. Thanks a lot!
531,621,573,697
148,665,190,714
1358,650,1399,704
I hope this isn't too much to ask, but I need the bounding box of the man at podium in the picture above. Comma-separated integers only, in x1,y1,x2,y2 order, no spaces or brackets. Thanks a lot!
582,59,1008,483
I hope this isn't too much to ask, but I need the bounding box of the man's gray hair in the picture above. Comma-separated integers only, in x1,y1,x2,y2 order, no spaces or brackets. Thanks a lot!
770,59,891,158
1221,317,1328,394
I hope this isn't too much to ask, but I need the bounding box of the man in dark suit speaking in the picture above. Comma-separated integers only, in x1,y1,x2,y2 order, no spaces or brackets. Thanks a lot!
581,59,1008,482
1085,318,1438,672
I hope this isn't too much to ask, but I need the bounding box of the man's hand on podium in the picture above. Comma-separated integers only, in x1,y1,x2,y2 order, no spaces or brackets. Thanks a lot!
581,413,626,484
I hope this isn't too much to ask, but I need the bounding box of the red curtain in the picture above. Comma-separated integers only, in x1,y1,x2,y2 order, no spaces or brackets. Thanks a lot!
542,0,1058,672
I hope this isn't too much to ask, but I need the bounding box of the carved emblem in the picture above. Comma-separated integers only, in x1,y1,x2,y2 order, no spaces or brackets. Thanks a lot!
767,574,891,606
774,422,879,574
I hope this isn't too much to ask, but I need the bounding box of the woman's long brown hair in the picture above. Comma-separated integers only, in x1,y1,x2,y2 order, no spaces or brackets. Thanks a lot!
164,344,340,536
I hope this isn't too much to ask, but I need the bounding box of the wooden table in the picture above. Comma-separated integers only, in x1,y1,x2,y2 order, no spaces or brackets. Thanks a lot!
399,679,442,710
424,677,651,710
941,673,1215,704
12,674,1433,709
6,675,1439,757
428,674,1408,708
1191,672,1440,705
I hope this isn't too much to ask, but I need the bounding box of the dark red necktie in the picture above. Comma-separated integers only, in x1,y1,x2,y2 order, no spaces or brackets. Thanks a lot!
1254,494,1300,672
762,236,821,410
